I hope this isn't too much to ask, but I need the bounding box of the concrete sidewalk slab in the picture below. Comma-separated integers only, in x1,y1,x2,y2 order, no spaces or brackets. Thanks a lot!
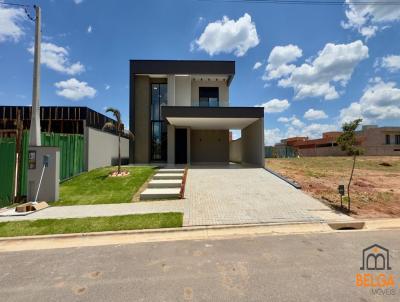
0,201,184,222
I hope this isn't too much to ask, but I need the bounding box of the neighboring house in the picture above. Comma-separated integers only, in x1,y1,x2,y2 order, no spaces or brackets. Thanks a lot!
0,106,120,135
129,60,265,167
270,125,400,157
0,106,129,170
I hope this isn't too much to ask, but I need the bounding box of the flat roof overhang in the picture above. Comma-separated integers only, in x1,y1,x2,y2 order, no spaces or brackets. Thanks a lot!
130,60,235,85
162,106,264,130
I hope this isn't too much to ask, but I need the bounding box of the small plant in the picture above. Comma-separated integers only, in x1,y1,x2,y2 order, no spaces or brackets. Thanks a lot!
336,118,363,212
103,107,134,175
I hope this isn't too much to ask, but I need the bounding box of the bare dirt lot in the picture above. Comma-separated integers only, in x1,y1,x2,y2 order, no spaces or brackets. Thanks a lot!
266,156,400,218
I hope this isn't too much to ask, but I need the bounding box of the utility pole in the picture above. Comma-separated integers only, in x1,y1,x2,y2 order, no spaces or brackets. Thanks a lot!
29,5,41,147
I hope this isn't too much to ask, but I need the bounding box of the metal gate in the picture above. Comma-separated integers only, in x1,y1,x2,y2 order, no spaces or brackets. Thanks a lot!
0,138,16,207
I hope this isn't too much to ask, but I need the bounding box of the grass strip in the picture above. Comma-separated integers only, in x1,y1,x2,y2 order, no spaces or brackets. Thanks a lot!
0,212,183,237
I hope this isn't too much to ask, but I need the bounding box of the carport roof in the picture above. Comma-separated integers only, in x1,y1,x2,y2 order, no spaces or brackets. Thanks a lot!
162,106,264,130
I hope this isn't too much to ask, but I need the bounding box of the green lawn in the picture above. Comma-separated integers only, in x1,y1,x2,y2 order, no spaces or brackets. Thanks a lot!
0,213,183,237
54,166,156,206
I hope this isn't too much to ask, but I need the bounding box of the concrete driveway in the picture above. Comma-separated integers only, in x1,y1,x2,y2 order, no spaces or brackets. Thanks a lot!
183,165,350,226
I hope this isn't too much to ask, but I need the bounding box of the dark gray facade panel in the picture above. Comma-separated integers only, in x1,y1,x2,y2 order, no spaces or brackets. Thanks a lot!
133,76,151,163
162,106,264,120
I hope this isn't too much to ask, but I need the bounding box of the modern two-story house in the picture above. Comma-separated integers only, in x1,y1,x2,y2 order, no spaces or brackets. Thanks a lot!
129,60,264,167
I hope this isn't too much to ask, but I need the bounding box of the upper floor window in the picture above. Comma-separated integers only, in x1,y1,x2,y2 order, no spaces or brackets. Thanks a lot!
199,87,219,107
385,134,391,145
395,135,400,145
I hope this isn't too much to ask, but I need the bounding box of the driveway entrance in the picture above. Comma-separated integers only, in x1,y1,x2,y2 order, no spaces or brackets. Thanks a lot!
183,165,348,226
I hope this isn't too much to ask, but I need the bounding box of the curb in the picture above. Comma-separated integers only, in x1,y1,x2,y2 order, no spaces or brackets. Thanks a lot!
0,220,327,242
264,167,301,189
1,218,400,250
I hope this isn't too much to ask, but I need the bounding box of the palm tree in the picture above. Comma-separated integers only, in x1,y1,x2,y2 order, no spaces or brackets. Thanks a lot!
103,107,134,175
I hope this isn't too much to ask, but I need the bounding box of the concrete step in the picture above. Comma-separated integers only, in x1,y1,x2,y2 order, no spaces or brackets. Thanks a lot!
148,179,182,188
153,173,183,180
140,188,181,200
157,169,185,174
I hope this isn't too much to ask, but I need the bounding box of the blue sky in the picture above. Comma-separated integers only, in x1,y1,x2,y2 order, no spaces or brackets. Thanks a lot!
1,0,400,145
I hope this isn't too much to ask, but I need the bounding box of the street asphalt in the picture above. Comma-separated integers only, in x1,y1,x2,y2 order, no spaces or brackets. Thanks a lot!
0,229,399,302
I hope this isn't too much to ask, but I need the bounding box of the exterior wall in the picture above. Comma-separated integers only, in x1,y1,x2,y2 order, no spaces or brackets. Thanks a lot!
242,118,264,167
295,127,400,157
191,80,229,107
175,75,191,106
229,138,242,163
133,75,151,163
190,130,229,164
298,146,346,157
167,75,175,106
85,127,129,171
362,127,400,156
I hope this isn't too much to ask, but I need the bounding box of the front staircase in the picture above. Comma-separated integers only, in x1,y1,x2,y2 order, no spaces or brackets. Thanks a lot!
140,168,185,200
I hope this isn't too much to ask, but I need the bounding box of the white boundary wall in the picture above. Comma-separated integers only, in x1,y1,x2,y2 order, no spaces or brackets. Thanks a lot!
84,127,129,171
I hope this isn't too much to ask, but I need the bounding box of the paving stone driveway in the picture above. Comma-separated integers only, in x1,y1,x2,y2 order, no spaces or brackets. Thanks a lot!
183,165,349,226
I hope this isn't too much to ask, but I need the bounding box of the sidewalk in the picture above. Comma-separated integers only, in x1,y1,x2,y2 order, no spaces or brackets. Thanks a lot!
0,201,184,222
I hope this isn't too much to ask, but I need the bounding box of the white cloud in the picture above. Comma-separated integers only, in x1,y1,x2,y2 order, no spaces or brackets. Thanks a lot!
87,25,92,33
340,102,363,124
303,108,328,120
256,99,290,113
277,115,305,128
340,78,400,123
381,55,400,72
105,84,110,90
268,40,368,100
263,44,302,80
277,117,290,123
74,0,84,4
342,0,400,38
253,61,262,70
28,42,85,75
264,128,284,146
55,78,96,100
231,129,241,140
0,4,25,43
194,13,259,57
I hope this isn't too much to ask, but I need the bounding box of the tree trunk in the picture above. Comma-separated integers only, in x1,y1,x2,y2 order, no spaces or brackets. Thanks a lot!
347,154,356,212
118,132,121,174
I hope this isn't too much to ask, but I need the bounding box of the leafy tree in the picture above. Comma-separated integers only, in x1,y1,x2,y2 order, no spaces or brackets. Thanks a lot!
103,107,134,175
336,118,363,212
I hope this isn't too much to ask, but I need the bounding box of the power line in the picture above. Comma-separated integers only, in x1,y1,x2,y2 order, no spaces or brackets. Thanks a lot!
0,1,36,21
198,0,400,5
0,1,30,7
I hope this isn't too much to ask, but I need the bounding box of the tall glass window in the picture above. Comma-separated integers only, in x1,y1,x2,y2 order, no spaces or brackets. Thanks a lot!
199,87,219,107
151,83,167,161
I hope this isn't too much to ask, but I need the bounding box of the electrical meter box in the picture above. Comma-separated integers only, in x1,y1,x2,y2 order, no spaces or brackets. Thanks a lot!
27,146,60,202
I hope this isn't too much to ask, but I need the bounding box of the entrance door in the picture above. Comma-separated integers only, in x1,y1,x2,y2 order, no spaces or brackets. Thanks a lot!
175,128,187,164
